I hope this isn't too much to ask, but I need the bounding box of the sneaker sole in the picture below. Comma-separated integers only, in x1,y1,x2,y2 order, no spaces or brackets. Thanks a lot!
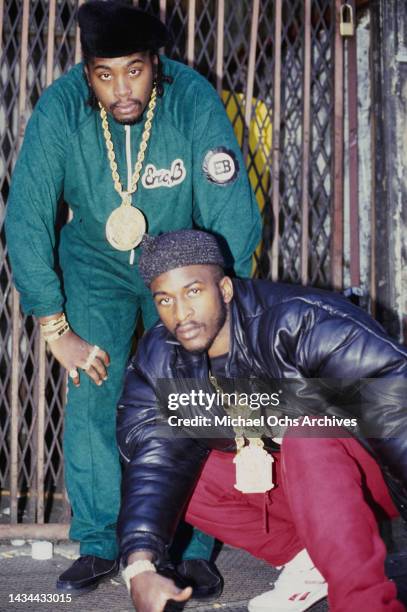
55,582,99,597
247,586,327,612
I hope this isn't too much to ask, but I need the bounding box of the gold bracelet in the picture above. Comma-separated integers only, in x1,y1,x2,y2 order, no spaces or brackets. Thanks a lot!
40,314,70,342
42,324,68,338
40,314,67,333
40,313,66,326
43,323,70,343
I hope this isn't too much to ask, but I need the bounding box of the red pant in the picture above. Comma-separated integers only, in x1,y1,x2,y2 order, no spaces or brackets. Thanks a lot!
185,436,405,612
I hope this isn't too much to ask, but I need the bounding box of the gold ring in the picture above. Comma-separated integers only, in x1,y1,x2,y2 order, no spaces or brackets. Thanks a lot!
83,345,100,371
69,368,78,379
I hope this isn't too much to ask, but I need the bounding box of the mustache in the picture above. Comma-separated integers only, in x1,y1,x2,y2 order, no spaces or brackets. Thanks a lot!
175,321,201,332
110,98,142,111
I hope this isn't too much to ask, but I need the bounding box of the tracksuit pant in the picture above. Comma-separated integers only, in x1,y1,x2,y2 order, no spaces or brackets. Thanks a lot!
185,435,404,611
61,248,214,560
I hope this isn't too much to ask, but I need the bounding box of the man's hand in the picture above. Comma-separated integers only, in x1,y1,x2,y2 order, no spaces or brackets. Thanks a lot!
130,571,192,612
46,329,110,387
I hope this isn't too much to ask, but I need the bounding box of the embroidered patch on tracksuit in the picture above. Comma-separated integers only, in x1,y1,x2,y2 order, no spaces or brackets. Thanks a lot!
141,159,187,189
202,147,239,186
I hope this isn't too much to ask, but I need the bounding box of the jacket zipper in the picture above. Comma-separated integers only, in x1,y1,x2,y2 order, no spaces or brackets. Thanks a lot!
125,125,135,265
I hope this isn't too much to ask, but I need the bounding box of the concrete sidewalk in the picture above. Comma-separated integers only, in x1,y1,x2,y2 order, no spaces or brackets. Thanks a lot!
1,518,407,612
0,541,329,612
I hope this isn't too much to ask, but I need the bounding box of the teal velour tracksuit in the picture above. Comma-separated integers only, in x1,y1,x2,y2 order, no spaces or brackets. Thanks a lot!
6,56,261,560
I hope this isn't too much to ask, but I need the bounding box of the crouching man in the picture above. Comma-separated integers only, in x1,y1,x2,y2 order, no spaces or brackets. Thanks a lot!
116,229,407,612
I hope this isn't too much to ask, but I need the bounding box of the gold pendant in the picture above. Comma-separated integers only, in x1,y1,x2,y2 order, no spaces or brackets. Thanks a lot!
105,201,146,251
233,438,274,494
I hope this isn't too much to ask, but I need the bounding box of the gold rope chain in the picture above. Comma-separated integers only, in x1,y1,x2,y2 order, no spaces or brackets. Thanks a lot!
99,87,157,202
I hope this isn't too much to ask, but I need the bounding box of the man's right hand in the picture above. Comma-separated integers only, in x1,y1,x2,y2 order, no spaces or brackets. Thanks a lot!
46,329,110,387
130,571,192,612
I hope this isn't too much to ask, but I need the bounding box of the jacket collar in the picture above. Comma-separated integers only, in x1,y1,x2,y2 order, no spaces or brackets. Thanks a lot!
227,281,254,377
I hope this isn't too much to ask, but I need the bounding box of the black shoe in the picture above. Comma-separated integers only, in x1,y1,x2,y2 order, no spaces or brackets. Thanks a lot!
56,555,119,594
386,552,407,606
175,559,223,600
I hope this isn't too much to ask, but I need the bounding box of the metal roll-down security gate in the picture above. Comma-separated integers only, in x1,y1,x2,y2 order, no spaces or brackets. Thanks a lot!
0,0,358,536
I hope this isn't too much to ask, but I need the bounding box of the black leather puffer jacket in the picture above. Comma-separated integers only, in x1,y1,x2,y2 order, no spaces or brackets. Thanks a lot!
117,279,407,563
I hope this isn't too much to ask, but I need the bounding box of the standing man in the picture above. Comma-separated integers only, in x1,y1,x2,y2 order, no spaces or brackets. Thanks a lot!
116,229,407,611
5,0,261,594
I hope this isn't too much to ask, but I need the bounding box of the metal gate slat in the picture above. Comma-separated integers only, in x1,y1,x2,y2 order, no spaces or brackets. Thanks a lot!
301,0,312,285
271,0,283,281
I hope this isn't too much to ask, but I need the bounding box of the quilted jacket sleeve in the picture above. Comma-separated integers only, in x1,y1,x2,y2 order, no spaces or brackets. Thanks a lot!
116,347,210,564
276,301,407,514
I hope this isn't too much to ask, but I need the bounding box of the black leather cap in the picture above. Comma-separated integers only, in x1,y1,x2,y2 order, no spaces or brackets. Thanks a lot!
78,0,169,58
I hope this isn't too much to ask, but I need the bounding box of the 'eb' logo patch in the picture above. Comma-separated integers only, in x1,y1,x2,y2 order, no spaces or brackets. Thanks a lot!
202,147,239,186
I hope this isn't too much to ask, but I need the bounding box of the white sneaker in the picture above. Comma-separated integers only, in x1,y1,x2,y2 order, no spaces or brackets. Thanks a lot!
247,549,328,612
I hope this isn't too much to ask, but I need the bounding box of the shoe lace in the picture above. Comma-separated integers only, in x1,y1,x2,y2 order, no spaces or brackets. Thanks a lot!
276,564,325,589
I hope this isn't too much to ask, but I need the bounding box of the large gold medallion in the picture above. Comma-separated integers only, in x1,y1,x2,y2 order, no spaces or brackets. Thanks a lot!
99,87,157,252
233,439,274,494
105,204,146,251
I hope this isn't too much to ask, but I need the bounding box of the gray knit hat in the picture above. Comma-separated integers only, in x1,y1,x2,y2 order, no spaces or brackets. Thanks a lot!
139,230,225,286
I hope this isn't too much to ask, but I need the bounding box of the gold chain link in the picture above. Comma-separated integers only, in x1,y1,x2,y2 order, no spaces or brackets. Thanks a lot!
99,87,157,203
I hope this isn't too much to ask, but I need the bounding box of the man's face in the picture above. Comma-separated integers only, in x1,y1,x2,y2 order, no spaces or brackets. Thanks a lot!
151,265,233,357
85,51,157,125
